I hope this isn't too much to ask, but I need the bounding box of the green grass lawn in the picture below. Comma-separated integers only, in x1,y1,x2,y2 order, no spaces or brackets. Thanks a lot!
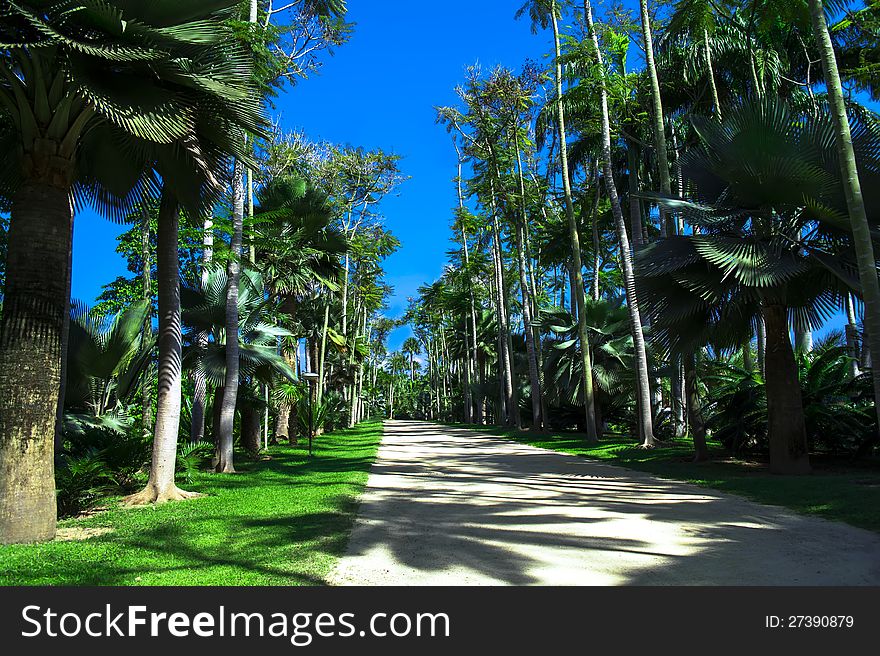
450,423,880,534
0,420,383,586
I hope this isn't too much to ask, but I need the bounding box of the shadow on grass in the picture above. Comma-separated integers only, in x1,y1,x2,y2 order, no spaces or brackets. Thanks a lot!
0,421,385,586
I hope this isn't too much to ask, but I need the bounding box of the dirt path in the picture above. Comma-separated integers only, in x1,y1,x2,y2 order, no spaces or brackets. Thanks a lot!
330,421,880,585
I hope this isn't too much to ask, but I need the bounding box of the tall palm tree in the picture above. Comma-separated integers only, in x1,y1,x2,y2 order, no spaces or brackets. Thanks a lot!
0,0,255,543
517,0,599,441
637,97,880,473
808,0,880,432
580,0,657,445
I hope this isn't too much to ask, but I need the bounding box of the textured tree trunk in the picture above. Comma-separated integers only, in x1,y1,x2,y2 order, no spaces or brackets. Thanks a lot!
684,353,708,462
54,212,74,457
762,304,811,474
552,7,598,442
125,190,199,505
242,403,261,456
0,179,73,543
810,0,880,430
216,160,245,474
583,0,655,446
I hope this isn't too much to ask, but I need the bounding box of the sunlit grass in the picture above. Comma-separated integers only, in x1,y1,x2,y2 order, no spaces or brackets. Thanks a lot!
451,423,880,534
0,420,383,586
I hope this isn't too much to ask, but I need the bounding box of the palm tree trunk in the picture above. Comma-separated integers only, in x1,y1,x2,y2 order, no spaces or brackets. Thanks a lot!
583,0,655,446
762,303,811,474
125,189,198,505
704,28,722,121
552,5,598,442
191,216,213,444
54,213,74,457
591,170,602,301
242,403,261,456
684,353,708,461
639,0,674,237
217,160,245,474
845,294,861,379
626,139,644,250
757,315,767,374
489,201,519,427
809,0,880,430
317,303,330,405
140,204,153,433
513,139,543,430
0,178,73,543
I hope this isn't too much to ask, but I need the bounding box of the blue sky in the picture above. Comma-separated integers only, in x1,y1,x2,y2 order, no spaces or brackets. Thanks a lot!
72,1,569,352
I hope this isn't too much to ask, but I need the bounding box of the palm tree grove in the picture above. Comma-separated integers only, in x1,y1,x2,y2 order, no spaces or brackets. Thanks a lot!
1,0,880,588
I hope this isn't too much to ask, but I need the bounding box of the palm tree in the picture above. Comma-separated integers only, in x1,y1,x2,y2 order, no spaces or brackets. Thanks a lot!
808,0,880,433
0,0,255,543
62,300,154,437
580,0,657,446
517,0,599,441
637,97,880,473
402,337,421,382
254,175,346,441
182,266,295,451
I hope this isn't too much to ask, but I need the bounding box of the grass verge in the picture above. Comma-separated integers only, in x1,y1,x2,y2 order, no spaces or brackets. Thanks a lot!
449,423,880,534
0,420,383,586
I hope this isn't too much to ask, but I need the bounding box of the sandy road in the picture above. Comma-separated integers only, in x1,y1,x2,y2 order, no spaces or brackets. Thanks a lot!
330,421,880,585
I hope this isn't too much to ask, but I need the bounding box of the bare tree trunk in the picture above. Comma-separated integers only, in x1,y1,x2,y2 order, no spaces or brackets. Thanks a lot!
512,140,543,430
763,303,811,474
317,303,330,405
810,0,880,430
141,204,153,433
704,28,722,121
126,190,199,505
845,294,861,379
242,403,261,456
216,160,245,474
191,216,213,444
0,179,73,543
583,0,655,445
684,353,708,462
639,0,674,237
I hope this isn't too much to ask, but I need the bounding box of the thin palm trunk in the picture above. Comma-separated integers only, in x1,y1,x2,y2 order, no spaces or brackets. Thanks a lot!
845,294,861,379
126,189,198,504
684,353,708,462
583,0,655,445
552,5,598,442
216,160,245,473
489,188,519,427
317,303,330,405
639,0,674,237
513,138,543,430
809,0,880,430
141,204,153,432
191,216,213,444
591,169,602,301
704,28,722,121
